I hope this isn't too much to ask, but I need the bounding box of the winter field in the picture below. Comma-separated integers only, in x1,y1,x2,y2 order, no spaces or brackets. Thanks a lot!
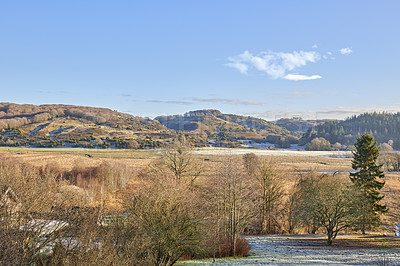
180,235,400,265
193,147,352,158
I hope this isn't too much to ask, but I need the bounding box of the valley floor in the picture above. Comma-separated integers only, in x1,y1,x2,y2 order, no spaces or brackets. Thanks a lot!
180,234,400,265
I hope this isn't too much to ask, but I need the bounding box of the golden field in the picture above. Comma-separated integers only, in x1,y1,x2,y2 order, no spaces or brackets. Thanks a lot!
1,147,399,233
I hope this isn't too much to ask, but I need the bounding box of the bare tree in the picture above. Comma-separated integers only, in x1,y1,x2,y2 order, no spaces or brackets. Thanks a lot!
296,172,363,245
209,157,255,257
158,136,202,186
254,158,284,234
243,153,259,177
285,176,302,234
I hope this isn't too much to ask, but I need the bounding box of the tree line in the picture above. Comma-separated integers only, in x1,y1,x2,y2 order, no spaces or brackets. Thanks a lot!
301,112,400,149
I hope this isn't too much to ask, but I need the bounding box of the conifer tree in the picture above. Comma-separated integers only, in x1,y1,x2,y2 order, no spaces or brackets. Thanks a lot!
350,133,387,233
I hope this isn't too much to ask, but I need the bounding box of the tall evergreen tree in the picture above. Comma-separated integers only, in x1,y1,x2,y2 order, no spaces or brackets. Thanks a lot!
350,133,387,233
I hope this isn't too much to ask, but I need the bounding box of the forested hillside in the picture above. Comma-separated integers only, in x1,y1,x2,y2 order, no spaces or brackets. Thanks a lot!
155,109,300,147
3,103,399,150
156,109,290,134
0,103,172,148
301,112,400,149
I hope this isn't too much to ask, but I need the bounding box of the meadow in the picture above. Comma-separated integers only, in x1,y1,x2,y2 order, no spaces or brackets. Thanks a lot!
1,147,400,265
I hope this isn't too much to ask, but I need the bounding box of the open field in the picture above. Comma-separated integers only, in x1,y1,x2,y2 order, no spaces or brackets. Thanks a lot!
0,147,159,170
2,147,400,264
0,147,354,173
3,147,399,227
193,147,352,158
180,234,400,265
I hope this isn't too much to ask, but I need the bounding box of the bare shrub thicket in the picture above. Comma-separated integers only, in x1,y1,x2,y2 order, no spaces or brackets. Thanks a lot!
125,177,210,265
243,153,287,234
207,157,255,257
378,152,400,172
0,157,81,264
39,160,136,207
254,158,285,234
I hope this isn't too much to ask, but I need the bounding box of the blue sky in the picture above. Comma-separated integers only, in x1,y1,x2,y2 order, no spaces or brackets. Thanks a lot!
1,1,399,120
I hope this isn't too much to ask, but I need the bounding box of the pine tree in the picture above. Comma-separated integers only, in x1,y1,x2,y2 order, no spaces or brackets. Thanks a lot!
350,133,387,233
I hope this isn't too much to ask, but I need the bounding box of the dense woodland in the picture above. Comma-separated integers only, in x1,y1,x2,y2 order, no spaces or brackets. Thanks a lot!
301,112,400,149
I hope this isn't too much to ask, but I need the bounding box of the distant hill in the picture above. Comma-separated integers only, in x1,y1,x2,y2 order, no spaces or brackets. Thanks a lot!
156,109,292,135
300,112,400,149
275,118,332,133
0,103,171,148
8,104,398,151
155,109,301,147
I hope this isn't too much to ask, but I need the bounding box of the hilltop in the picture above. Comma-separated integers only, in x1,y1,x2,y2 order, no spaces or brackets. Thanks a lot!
0,103,172,148
3,103,400,151
155,109,300,147
0,104,301,149
156,109,293,135
275,117,334,133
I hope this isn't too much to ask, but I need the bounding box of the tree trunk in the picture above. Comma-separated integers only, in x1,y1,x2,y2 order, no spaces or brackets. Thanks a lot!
327,231,333,246
361,224,366,235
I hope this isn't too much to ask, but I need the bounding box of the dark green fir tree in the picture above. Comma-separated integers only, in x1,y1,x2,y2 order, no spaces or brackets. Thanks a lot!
350,133,388,233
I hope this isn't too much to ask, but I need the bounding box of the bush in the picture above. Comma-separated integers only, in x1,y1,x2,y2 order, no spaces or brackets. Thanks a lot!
306,137,331,151
216,236,251,258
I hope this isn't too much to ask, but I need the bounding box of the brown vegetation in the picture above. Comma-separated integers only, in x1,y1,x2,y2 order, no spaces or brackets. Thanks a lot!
1,145,400,264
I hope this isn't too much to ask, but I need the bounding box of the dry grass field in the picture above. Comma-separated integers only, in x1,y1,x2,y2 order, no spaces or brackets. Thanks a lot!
2,147,400,264
1,147,399,231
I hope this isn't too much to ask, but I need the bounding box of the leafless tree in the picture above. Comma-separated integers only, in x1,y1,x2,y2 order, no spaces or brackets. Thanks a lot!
157,136,202,187
296,172,363,245
254,158,285,234
208,157,255,257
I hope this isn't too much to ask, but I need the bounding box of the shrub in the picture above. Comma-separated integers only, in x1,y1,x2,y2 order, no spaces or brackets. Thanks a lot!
306,137,331,151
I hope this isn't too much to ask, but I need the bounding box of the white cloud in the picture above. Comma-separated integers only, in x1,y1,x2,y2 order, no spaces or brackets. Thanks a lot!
225,61,248,74
248,105,400,121
226,50,321,80
281,92,314,98
339,47,352,55
312,44,318,49
192,97,265,105
284,74,322,81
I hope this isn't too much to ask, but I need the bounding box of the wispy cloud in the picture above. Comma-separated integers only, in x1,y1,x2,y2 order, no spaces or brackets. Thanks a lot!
146,100,193,105
225,62,248,74
316,106,400,117
284,74,322,81
192,97,265,106
312,44,318,49
339,47,352,55
37,90,67,94
226,50,321,80
249,106,400,121
281,92,314,98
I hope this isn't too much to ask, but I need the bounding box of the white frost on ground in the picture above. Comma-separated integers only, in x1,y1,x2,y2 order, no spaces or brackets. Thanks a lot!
179,235,400,265
193,148,351,158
